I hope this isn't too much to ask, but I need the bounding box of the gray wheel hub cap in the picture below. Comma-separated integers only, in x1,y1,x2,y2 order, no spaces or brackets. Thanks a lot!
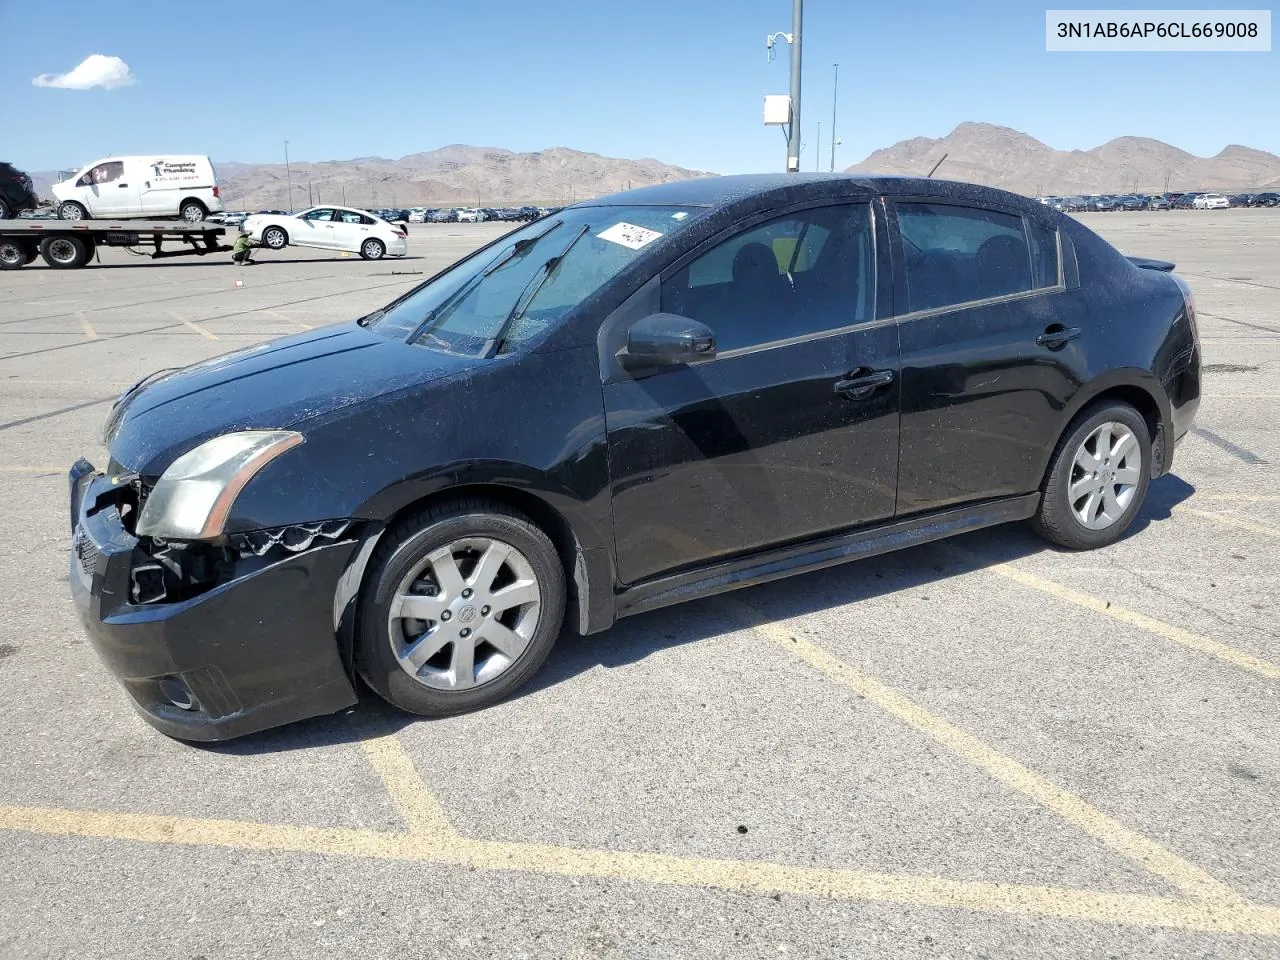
47,238,77,263
388,537,541,690
1069,421,1141,530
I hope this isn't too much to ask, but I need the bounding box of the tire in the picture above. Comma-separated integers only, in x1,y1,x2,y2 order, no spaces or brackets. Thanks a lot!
0,239,28,270
359,238,386,261
58,201,88,221
179,199,207,223
0,199,9,219
262,226,288,250
1031,402,1151,550
39,235,92,269
356,499,566,718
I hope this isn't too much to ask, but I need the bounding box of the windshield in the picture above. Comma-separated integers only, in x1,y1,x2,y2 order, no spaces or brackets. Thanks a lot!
366,205,704,356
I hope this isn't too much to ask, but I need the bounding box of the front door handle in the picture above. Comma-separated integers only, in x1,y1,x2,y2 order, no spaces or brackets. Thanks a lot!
834,369,894,399
118,183,129,188
1037,324,1082,349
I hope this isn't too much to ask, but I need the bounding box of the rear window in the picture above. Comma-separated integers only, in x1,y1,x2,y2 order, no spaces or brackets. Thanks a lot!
897,203,1060,313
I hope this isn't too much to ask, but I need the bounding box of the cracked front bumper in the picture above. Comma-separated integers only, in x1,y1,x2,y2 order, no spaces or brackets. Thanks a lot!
69,460,359,742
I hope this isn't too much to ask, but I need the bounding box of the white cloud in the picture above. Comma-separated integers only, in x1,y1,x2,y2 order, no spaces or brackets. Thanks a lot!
32,54,136,90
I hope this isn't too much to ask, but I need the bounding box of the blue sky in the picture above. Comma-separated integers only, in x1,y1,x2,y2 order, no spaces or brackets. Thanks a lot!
2,0,1275,174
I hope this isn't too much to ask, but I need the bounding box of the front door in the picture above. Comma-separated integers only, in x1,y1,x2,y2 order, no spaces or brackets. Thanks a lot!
604,202,900,585
293,208,339,248
888,198,1088,514
80,161,140,217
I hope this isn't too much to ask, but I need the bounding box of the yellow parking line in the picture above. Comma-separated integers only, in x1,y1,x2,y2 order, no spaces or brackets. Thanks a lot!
1196,493,1280,503
356,733,457,841
263,308,312,330
75,311,96,339
169,309,218,341
1184,507,1280,539
2,803,1277,934
741,613,1247,908
950,549,1280,681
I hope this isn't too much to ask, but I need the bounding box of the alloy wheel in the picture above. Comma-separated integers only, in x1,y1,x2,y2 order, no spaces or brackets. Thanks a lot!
0,242,22,266
60,204,84,221
387,537,542,691
1069,421,1142,530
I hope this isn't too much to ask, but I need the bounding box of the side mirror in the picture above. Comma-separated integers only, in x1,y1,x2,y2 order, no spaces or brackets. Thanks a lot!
620,313,716,371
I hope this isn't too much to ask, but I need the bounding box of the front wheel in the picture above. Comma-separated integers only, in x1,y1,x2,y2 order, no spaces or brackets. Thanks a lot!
57,202,88,221
1032,403,1151,550
261,226,288,250
356,500,566,718
359,238,386,261
0,199,10,219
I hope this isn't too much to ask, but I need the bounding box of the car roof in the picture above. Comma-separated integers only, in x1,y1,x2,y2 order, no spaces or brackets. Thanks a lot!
577,172,1043,212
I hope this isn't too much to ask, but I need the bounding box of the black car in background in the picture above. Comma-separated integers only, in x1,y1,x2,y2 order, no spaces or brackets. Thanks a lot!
1248,192,1279,207
69,173,1201,741
0,162,37,219
1172,193,1201,209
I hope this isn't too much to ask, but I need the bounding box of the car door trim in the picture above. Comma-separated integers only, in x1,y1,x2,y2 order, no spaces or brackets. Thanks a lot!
614,492,1040,616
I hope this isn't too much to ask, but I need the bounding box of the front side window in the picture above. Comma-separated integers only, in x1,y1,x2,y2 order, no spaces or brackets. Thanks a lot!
365,205,704,356
83,161,124,186
896,203,1059,313
299,208,335,222
662,204,874,353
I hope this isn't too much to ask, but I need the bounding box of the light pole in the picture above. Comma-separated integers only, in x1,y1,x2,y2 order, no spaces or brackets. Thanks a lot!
766,0,803,172
816,121,822,171
829,62,839,172
284,141,293,213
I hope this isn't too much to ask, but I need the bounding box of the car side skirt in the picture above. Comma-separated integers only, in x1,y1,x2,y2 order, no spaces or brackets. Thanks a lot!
613,493,1041,620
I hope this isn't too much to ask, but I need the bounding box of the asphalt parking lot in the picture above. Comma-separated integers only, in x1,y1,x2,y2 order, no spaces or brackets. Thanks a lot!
0,213,1277,959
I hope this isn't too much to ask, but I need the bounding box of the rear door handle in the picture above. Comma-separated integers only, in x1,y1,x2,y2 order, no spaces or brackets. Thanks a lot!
1037,324,1082,349
118,183,129,188
834,369,895,399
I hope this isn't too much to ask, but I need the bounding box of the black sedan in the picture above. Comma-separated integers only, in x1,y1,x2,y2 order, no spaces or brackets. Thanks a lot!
69,174,1202,741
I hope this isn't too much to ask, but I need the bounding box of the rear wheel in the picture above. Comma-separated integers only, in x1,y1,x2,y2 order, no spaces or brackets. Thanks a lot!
179,199,207,223
0,239,29,269
359,238,386,260
262,226,288,249
39,235,92,269
1032,402,1151,550
356,500,566,717
57,201,88,221
0,199,10,219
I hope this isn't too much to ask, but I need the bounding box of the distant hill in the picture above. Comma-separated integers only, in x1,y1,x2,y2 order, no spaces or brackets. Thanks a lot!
25,146,714,210
846,122,1280,194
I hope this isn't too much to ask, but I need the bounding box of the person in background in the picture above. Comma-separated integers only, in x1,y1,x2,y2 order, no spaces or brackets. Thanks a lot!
231,228,258,266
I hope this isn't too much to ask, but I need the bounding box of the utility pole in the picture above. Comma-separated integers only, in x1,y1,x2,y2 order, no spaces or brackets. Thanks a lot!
308,181,313,206
786,0,803,172
342,184,347,205
829,63,839,172
284,141,293,213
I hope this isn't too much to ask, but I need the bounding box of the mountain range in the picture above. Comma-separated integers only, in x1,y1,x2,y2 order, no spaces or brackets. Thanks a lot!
845,122,1280,194
25,124,1280,211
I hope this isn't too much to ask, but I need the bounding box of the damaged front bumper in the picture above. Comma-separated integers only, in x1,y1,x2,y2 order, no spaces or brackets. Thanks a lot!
69,459,360,742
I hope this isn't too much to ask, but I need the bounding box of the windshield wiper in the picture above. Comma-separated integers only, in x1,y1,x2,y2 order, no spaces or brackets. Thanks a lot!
356,308,385,327
482,224,590,358
404,220,564,344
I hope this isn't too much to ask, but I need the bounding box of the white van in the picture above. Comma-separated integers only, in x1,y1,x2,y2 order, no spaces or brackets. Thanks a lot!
52,155,224,222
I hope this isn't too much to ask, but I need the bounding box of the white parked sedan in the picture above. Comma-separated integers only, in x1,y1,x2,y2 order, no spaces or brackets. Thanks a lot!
1192,193,1229,210
242,205,408,260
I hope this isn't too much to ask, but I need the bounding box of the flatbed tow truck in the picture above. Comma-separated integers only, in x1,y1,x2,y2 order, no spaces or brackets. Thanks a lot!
0,219,230,270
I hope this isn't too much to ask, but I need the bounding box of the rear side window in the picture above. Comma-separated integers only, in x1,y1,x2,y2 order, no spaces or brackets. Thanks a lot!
896,203,1059,313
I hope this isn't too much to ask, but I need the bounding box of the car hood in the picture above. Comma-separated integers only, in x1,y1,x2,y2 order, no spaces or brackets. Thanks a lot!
106,324,477,477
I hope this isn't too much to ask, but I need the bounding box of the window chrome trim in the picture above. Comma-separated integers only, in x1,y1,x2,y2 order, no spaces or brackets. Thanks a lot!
888,282,1067,325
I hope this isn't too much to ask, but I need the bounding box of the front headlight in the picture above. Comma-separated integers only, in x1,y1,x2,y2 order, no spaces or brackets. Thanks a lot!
135,431,303,540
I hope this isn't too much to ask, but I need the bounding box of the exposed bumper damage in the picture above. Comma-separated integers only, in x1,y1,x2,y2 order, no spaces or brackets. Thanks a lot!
69,460,360,742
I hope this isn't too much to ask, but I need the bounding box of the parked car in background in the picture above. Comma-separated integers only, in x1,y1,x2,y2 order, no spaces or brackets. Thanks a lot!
242,205,408,260
455,208,482,222
1251,192,1279,207
428,208,455,223
53,155,223,222
1192,193,1229,210
408,208,428,223
1172,193,1201,209
1114,195,1146,212
1147,195,1171,210
69,173,1201,741
0,161,38,219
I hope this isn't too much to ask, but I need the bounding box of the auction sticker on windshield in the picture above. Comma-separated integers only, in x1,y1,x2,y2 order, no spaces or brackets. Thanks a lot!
597,222,663,250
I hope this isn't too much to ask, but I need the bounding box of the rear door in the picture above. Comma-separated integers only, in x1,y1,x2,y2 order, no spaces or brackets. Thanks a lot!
888,198,1088,514
603,201,900,585
333,209,377,251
